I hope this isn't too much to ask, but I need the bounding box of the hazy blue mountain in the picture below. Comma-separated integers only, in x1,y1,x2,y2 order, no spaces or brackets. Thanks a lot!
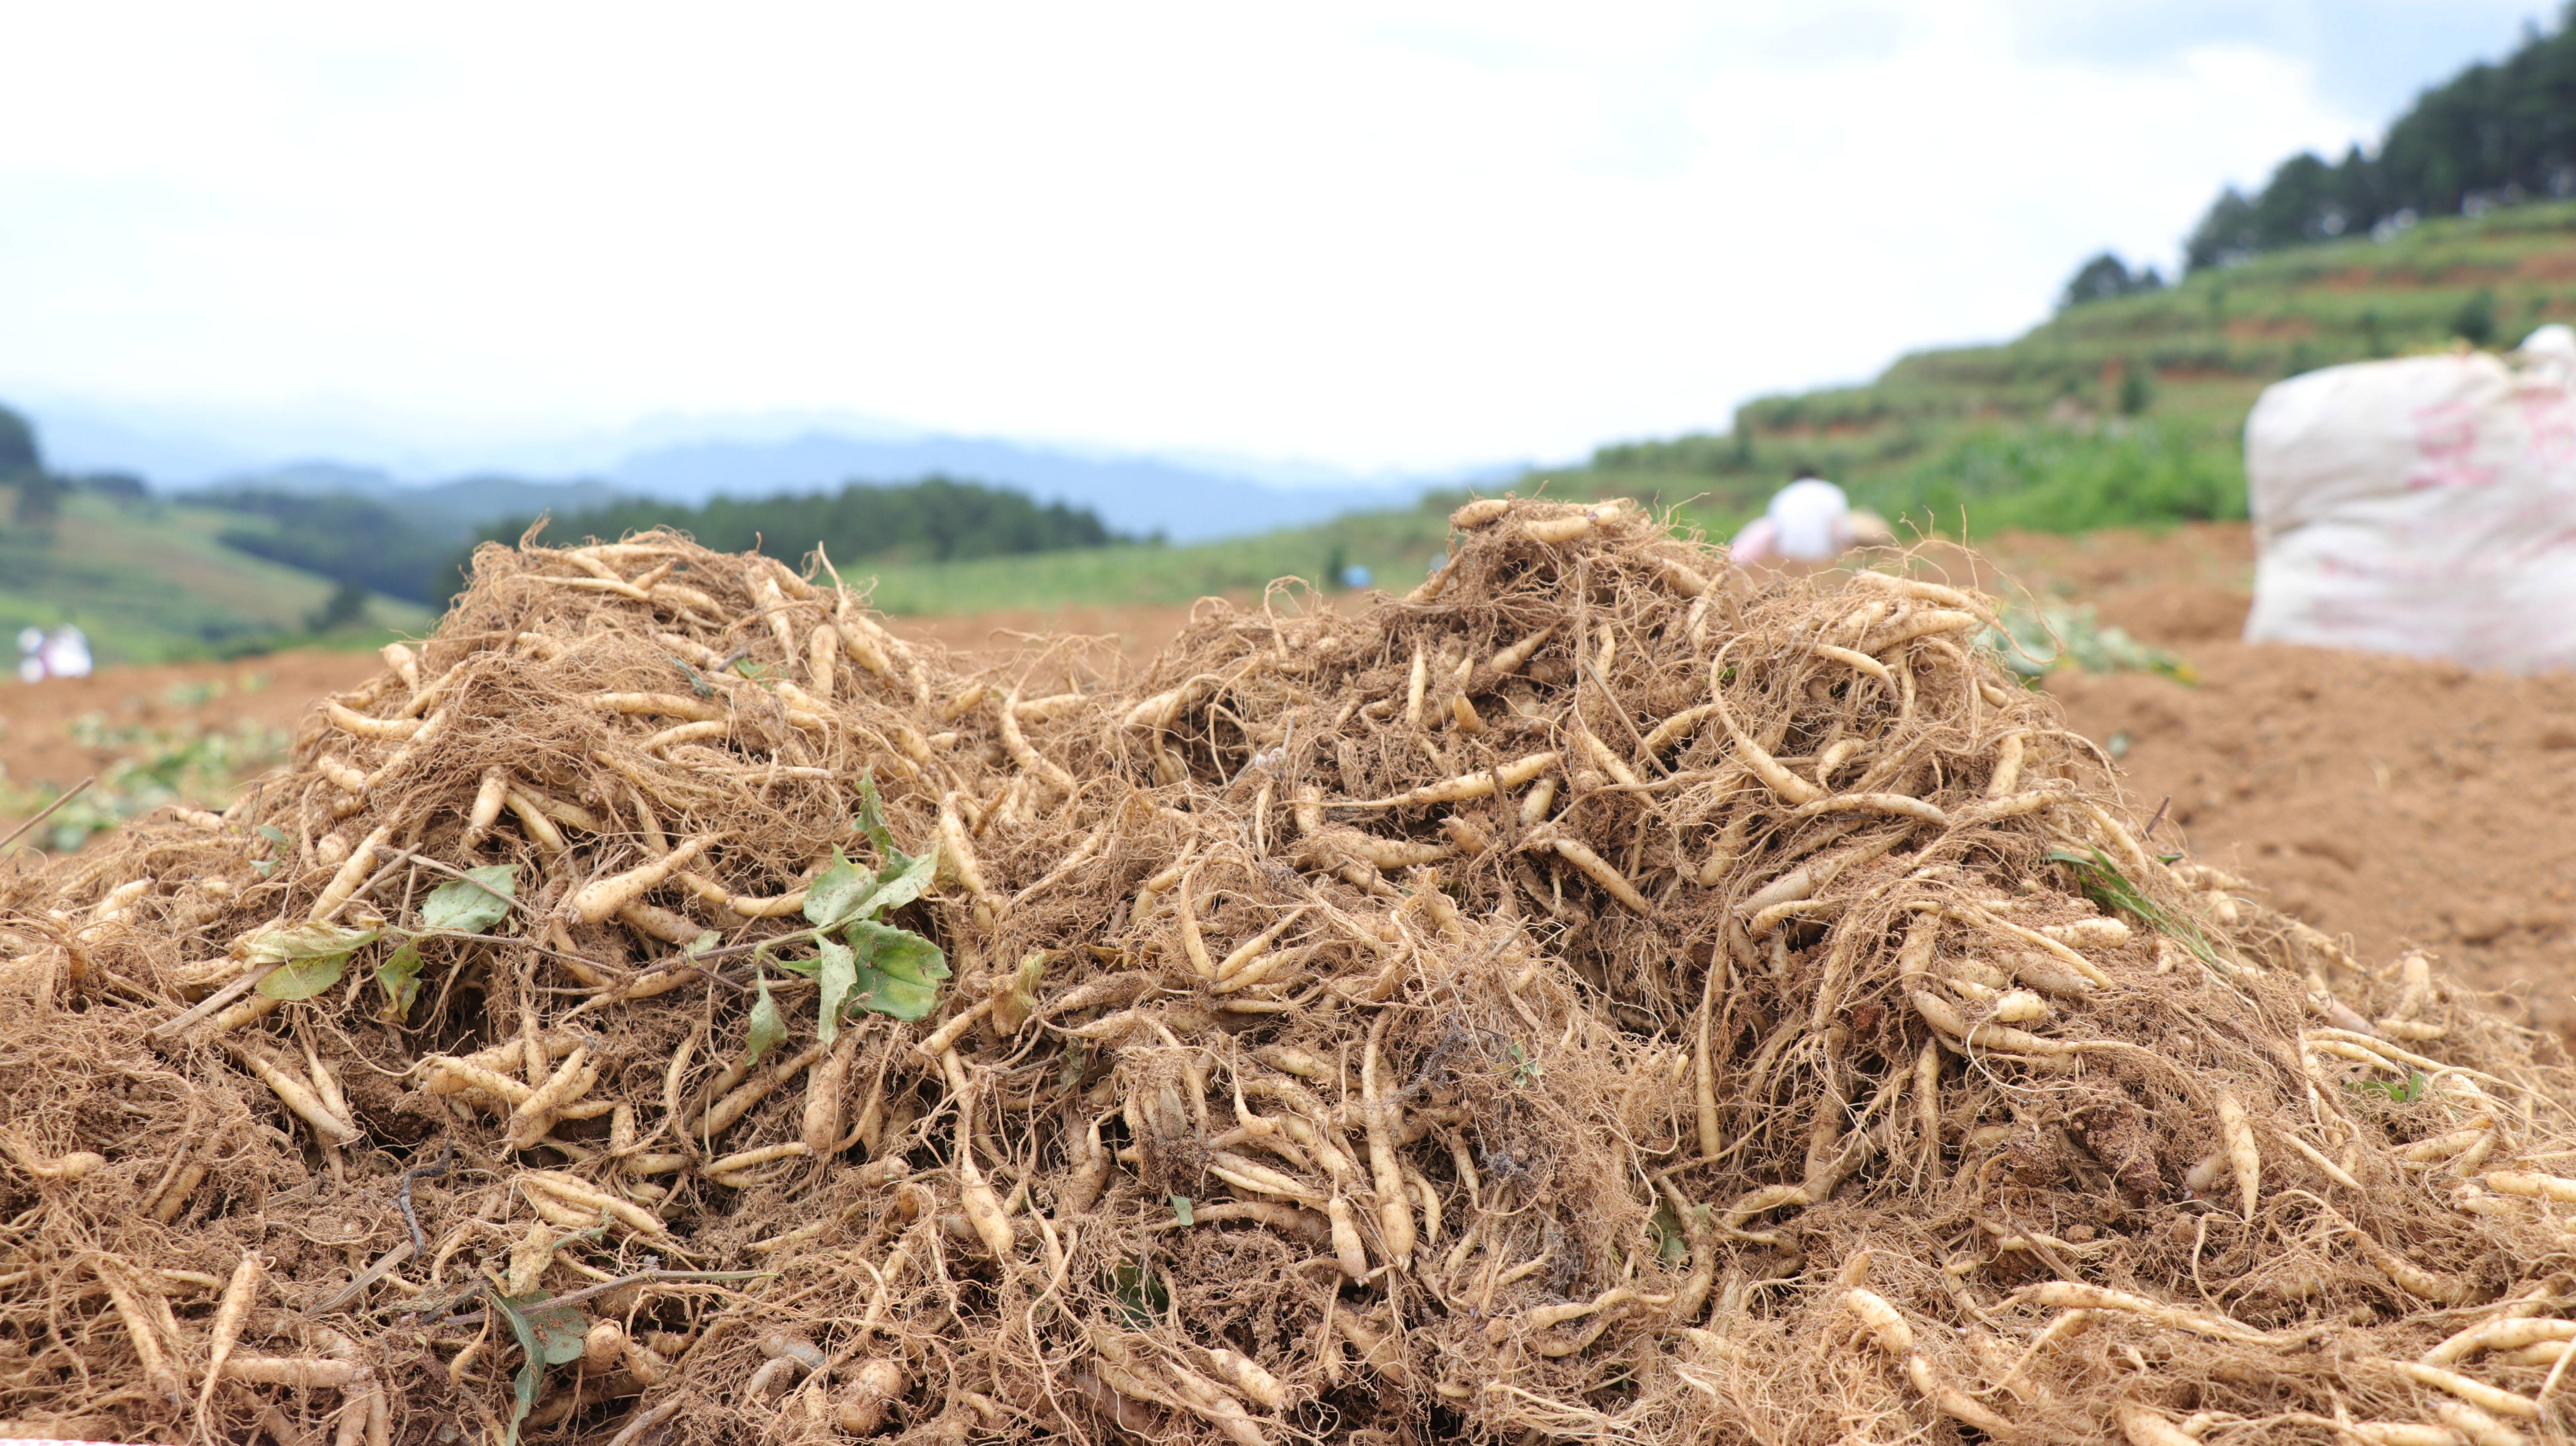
20,403,272,483
192,439,1434,544
185,463,628,541
35,392,1457,543
603,432,1429,541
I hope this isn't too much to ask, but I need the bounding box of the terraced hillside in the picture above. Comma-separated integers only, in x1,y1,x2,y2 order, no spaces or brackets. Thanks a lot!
1552,200,2576,541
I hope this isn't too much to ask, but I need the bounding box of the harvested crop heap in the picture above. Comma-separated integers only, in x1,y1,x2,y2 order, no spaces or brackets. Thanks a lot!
6,502,2576,1446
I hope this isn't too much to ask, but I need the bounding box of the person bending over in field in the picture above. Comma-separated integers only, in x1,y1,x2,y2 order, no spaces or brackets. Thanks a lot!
1728,470,1895,565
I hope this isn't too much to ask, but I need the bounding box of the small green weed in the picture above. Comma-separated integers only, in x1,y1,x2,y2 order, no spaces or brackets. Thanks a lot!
1984,605,2193,684
759,775,948,1054
1110,1263,1170,1328
2045,846,2223,969
2346,1072,2430,1104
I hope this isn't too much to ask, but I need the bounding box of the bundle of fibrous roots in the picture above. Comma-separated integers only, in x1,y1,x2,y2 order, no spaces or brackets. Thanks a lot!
7,502,2576,1446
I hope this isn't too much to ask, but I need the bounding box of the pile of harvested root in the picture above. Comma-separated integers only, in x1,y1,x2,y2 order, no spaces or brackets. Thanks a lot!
6,501,2576,1446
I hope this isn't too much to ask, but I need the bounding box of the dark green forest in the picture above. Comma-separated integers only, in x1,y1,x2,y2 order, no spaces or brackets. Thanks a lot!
193,476,1123,606
458,476,1123,600
0,404,36,476
2186,5,2576,267
199,488,460,606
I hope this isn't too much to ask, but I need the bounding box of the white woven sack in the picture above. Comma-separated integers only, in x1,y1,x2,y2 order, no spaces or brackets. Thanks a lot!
2244,334,2576,671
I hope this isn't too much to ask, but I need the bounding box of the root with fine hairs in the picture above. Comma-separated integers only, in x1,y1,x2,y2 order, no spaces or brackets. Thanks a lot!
1,504,2571,1445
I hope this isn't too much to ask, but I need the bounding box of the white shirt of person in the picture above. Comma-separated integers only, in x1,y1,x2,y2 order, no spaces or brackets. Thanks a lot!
41,626,92,679
1731,479,1854,564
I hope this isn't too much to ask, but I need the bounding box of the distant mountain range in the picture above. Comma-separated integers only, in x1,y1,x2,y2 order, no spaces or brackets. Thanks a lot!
601,432,1441,543
26,402,1481,544
179,462,627,543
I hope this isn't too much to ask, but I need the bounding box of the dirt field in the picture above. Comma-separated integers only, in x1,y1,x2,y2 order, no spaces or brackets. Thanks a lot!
0,650,375,805
1981,523,2576,1044
7,526,2571,1040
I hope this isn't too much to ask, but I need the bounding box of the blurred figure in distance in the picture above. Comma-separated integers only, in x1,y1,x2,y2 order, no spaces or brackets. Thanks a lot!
15,624,92,681
1728,469,1896,565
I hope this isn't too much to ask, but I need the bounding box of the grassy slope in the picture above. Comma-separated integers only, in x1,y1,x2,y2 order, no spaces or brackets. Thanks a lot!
858,503,1464,613
0,486,434,664
1551,201,2576,541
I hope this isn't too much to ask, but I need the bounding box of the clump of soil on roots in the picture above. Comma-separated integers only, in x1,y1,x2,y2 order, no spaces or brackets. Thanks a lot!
4,504,2574,1446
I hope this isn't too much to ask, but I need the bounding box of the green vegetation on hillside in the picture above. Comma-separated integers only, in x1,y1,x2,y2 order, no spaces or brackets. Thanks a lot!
544,201,2576,619
1540,200,2576,545
0,408,434,662
2187,8,2576,266
0,394,1155,653
1477,11,2576,556
196,487,462,607
857,501,1457,614
2061,253,2168,308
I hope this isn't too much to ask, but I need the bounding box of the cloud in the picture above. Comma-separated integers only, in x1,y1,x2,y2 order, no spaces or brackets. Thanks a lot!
0,2,2535,473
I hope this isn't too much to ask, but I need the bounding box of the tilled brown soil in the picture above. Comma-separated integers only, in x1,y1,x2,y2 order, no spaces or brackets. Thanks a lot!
1984,523,2576,1045
0,652,377,793
2055,637,2576,1040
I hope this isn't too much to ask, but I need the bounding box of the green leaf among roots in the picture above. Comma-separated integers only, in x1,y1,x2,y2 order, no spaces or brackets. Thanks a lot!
376,942,424,1022
251,824,289,875
492,1288,590,1446
1110,1263,1170,1328
815,939,858,1045
422,864,518,934
744,973,788,1067
247,921,380,999
1649,1202,1694,1263
844,919,949,1022
802,851,879,932
2348,1071,2429,1103
257,953,347,1001
802,837,937,935
866,845,938,917
853,771,894,856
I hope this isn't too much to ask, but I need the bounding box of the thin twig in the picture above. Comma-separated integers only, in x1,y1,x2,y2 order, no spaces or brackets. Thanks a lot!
380,847,530,915
630,926,822,978
307,1240,417,1315
603,1393,690,1446
1579,655,1662,777
397,1142,456,1258
152,963,283,1039
0,775,94,854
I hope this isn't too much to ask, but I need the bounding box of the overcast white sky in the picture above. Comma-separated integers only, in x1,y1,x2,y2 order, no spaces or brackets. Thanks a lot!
0,1,2553,478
